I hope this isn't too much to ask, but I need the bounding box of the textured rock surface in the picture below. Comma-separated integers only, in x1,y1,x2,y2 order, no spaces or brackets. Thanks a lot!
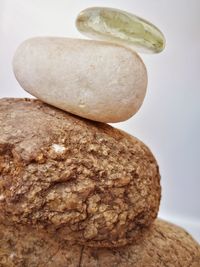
76,7,165,53
13,37,147,123
0,98,160,247
0,219,199,267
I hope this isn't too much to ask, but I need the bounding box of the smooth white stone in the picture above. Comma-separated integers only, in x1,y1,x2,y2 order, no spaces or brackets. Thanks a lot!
13,37,147,123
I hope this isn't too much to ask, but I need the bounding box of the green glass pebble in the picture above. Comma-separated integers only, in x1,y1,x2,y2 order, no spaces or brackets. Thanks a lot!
76,7,165,53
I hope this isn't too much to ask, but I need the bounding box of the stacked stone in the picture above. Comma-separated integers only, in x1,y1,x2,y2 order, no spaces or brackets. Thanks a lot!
0,7,199,267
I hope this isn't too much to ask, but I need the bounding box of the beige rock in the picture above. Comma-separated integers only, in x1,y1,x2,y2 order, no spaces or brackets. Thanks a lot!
0,98,160,248
13,37,147,123
0,219,199,267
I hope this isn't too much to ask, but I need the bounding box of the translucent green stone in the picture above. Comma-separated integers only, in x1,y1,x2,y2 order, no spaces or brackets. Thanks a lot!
76,7,165,53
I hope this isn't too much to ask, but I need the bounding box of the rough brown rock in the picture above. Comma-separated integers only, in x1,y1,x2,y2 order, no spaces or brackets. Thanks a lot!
0,219,199,267
0,98,160,247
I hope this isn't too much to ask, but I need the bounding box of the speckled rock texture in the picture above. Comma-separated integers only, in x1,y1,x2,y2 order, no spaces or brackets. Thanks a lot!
0,98,160,248
0,219,199,267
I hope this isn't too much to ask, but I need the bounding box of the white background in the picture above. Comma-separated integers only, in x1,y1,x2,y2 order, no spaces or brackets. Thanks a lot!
0,0,199,241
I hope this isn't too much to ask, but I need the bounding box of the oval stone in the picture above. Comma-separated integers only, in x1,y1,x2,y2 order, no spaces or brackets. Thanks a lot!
0,98,161,248
76,7,165,53
13,37,147,123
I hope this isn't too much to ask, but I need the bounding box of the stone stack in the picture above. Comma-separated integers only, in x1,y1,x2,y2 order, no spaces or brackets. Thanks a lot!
0,7,199,267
